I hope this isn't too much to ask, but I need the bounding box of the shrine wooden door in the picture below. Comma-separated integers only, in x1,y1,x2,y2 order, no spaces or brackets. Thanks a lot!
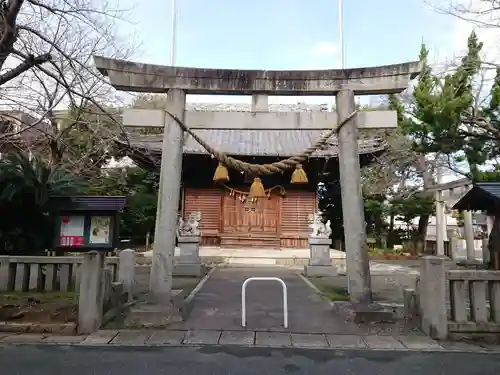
221,191,280,247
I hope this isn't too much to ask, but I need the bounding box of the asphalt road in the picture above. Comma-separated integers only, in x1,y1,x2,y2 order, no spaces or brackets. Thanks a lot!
0,345,499,374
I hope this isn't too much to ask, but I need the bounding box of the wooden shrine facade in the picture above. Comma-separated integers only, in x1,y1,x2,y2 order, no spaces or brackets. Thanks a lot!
116,109,386,249
183,187,317,249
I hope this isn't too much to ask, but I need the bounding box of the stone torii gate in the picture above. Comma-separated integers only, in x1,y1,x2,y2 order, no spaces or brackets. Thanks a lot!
94,56,420,307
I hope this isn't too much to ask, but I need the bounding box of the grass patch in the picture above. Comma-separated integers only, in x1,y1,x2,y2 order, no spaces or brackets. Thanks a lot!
320,285,350,301
0,291,78,323
304,275,351,301
0,291,78,304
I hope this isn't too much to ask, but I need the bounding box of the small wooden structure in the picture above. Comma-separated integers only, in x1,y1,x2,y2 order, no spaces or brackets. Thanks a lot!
453,183,500,269
50,196,127,252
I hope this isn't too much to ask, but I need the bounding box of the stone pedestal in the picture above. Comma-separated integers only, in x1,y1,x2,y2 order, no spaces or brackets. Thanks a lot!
304,236,338,277
175,235,203,276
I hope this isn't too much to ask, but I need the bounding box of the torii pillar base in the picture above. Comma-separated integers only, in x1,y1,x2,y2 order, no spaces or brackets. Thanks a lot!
332,301,397,324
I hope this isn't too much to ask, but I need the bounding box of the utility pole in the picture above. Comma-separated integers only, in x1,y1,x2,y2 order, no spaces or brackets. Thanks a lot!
170,0,177,65
338,0,345,69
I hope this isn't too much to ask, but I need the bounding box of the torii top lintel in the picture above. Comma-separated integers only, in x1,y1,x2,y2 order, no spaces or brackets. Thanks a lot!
93,56,421,96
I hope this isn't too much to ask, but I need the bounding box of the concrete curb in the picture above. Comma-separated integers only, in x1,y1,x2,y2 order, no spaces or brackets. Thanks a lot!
181,266,216,319
0,339,498,354
296,272,335,307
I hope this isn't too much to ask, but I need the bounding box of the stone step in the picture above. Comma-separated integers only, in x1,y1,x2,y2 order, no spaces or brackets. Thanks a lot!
137,247,347,260
226,257,278,265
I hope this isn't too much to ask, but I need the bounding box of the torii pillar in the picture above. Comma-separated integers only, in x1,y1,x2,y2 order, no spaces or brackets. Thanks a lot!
336,89,372,302
93,56,421,305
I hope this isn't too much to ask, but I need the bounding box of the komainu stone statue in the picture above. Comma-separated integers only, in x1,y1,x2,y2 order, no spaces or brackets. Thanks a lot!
177,212,201,236
308,213,332,238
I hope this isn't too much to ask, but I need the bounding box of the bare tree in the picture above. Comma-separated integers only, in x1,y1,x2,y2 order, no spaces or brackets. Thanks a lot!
428,0,500,29
0,0,137,171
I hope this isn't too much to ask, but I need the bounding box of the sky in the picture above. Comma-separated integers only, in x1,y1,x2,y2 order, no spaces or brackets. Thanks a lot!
115,0,500,180
132,0,454,68
122,0,475,105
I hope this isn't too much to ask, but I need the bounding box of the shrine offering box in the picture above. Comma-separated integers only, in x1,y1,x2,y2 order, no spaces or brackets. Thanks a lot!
50,196,127,252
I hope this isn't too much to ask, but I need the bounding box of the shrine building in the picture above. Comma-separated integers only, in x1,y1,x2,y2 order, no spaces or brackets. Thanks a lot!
117,103,385,249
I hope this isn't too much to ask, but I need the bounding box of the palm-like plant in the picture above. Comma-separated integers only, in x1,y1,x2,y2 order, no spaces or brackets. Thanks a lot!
0,152,87,208
0,152,87,255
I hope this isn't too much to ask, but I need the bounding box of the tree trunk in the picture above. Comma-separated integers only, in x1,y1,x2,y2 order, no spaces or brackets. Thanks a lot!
417,153,435,255
47,109,63,166
415,214,429,254
374,215,384,245
0,1,23,71
387,213,395,248
48,139,63,166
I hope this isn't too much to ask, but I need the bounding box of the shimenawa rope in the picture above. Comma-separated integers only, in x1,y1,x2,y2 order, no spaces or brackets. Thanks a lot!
163,109,358,175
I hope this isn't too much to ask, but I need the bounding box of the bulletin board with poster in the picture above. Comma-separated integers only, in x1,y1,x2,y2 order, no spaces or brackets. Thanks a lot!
59,215,85,247
51,196,127,252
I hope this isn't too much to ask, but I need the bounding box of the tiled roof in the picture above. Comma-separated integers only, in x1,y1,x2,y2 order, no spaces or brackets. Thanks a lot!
186,102,330,112
477,183,500,200
52,102,331,117
453,183,500,213
120,101,383,157
123,130,385,158
49,196,128,212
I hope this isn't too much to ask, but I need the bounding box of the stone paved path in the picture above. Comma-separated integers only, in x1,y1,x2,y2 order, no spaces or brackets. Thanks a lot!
176,267,362,334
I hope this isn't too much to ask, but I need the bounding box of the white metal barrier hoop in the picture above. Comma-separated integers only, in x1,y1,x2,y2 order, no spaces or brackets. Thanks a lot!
241,277,288,328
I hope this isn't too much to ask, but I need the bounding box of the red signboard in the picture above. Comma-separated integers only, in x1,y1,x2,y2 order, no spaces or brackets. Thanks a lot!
59,236,85,247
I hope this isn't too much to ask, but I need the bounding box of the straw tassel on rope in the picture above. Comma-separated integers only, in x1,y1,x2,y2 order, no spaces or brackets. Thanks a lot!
213,162,229,183
290,164,308,184
249,177,266,198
